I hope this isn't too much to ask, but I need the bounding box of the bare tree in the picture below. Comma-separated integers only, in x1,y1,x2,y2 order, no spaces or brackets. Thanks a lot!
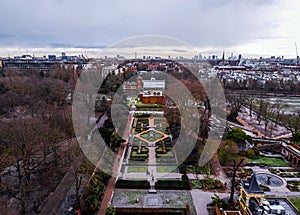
271,100,287,127
226,94,245,122
245,96,255,117
228,158,244,204
283,111,300,138
0,119,49,214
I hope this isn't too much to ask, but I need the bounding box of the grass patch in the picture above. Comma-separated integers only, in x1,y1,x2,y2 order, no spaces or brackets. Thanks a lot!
259,184,270,192
156,150,173,157
132,138,148,146
191,178,224,190
157,166,178,173
289,197,300,211
140,130,164,141
287,181,300,191
248,157,289,167
157,157,177,164
127,166,148,173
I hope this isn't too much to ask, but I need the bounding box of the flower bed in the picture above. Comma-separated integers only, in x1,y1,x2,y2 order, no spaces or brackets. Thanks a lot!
269,168,300,178
191,178,224,190
287,181,300,192
130,146,148,161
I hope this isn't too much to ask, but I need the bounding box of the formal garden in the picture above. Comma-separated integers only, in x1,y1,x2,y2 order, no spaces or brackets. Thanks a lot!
286,181,300,192
140,130,164,141
130,146,149,162
247,156,290,167
269,167,300,178
132,137,148,147
134,118,149,133
191,178,225,190
129,114,174,165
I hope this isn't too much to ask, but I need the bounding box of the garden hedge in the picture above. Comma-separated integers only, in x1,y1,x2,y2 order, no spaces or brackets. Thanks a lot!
115,180,150,189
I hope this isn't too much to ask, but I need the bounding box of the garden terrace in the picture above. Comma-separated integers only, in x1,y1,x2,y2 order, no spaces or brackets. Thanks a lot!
134,118,150,133
156,166,178,173
287,181,300,192
156,150,177,165
127,166,148,173
289,197,300,212
269,167,300,178
132,138,148,147
156,139,172,147
130,146,149,162
191,178,225,190
134,128,170,146
111,189,197,214
247,156,289,167
140,130,164,141
153,118,169,132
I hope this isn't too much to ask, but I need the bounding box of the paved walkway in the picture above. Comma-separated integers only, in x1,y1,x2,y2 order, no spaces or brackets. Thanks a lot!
97,113,133,215
122,172,207,180
148,146,157,165
238,106,291,139
236,116,265,138
149,115,154,127
209,154,230,190
190,190,228,215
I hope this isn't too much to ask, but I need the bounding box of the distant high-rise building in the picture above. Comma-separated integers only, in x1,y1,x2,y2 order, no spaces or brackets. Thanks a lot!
62,52,67,60
48,55,56,61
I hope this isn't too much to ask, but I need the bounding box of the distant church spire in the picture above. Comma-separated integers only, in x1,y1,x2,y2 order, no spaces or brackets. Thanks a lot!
222,51,225,62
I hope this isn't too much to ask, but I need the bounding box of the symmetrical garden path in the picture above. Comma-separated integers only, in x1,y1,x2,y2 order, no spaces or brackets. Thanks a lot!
149,115,154,127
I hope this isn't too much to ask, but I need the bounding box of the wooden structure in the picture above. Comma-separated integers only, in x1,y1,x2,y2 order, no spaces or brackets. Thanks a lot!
239,174,264,212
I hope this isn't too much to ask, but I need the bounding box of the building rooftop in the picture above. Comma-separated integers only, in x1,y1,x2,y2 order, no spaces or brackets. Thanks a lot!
242,173,264,194
143,77,165,89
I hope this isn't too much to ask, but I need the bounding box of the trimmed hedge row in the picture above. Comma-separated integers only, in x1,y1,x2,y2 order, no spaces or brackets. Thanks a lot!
115,180,150,189
155,175,191,190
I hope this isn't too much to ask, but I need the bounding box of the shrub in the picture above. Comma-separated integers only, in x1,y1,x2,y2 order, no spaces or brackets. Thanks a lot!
106,206,116,215
155,178,191,190
82,169,109,210
115,180,150,189
130,157,148,161
259,184,270,191
197,178,224,190
226,128,252,143
247,149,256,159
178,164,187,174
83,195,98,214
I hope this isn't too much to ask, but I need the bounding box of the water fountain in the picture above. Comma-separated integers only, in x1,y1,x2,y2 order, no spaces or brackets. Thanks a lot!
256,173,283,187
148,170,157,193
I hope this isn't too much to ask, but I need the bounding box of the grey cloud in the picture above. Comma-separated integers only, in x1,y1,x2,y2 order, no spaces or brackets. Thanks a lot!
0,0,284,50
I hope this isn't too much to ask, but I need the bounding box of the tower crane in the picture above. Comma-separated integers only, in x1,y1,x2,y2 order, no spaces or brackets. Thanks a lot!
295,42,299,65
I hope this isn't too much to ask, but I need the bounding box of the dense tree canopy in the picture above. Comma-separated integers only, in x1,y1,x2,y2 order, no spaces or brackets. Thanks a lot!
225,128,252,144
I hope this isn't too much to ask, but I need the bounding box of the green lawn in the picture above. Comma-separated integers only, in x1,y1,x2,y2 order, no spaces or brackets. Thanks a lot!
127,166,148,173
248,157,289,167
157,166,178,173
289,197,300,211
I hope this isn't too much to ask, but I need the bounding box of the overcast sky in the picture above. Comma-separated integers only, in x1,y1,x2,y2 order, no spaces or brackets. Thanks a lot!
0,0,299,58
